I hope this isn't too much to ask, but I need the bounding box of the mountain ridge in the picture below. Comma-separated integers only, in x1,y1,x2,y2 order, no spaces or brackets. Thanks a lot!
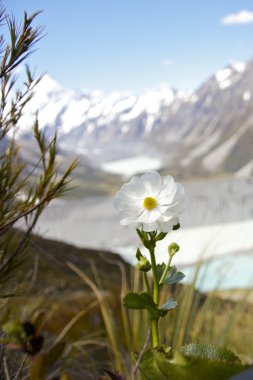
16,59,253,180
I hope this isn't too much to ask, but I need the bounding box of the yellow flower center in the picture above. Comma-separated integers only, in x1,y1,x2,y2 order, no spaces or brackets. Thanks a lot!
143,196,157,211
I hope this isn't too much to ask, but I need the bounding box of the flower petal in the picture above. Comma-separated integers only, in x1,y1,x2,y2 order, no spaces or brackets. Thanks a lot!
158,214,176,222
114,191,141,211
163,184,185,216
120,219,141,229
140,208,161,223
156,204,170,213
121,176,147,198
142,221,159,232
157,217,179,232
157,175,175,198
140,171,162,195
120,206,161,227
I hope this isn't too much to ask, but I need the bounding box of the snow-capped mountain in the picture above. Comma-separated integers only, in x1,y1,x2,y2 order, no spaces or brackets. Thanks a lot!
17,59,253,179
156,60,253,179
17,75,194,162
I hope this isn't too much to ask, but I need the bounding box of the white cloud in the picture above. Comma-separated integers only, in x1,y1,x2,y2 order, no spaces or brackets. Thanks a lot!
221,10,253,25
161,58,174,66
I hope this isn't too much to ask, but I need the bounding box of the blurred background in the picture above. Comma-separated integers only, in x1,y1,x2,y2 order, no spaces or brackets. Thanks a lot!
7,0,253,292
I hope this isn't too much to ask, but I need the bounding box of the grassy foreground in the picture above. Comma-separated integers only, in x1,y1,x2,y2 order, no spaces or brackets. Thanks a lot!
0,231,252,379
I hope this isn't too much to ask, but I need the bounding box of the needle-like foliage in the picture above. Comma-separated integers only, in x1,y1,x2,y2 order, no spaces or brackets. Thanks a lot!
0,4,77,294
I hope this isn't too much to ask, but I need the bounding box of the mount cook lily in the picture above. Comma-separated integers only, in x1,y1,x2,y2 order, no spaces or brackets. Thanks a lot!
114,171,185,232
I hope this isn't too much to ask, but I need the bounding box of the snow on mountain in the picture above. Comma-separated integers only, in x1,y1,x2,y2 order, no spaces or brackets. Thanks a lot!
17,75,194,171
17,59,253,180
215,67,232,90
18,75,179,138
156,59,253,179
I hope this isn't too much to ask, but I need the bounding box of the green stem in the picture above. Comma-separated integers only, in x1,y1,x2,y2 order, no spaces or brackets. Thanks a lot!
144,272,151,294
159,254,173,285
149,245,160,347
151,319,159,347
149,246,159,304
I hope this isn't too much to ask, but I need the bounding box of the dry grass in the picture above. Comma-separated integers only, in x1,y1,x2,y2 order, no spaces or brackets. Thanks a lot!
1,233,252,379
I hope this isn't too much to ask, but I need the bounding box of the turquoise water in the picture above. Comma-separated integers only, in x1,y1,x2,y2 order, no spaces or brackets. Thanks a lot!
181,252,253,291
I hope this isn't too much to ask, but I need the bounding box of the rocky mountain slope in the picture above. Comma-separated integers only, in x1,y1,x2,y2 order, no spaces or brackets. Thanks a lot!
16,59,253,180
157,61,253,179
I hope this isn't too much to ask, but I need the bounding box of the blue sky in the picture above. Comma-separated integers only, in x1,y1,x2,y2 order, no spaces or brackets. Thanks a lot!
5,0,253,93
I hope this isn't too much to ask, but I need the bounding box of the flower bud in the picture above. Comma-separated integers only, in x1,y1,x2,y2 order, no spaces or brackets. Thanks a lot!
136,248,152,272
168,242,180,256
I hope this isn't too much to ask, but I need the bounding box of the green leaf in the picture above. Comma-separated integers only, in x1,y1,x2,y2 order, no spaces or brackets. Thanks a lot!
123,292,176,319
172,223,180,230
156,263,166,283
179,343,240,363
159,298,177,311
162,266,185,285
156,232,167,241
136,228,144,241
137,347,248,380
136,248,142,260
123,292,160,319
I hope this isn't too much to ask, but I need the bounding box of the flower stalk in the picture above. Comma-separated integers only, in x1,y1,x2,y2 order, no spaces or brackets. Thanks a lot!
159,255,173,285
149,244,159,304
144,272,151,294
149,243,160,347
160,242,180,285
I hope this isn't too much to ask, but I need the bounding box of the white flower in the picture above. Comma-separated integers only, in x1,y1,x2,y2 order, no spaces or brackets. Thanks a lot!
114,171,185,232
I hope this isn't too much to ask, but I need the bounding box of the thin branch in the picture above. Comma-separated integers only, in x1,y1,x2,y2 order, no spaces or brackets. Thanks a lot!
132,327,151,378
